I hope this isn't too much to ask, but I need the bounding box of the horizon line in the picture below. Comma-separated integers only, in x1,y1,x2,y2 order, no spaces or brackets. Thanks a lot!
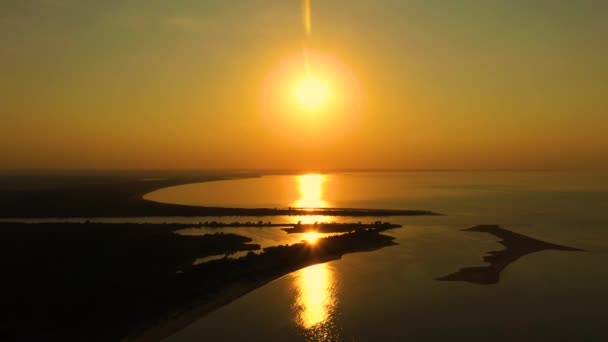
0,167,605,174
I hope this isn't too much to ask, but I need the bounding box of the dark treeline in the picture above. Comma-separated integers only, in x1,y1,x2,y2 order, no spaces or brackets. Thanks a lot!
0,222,397,341
0,222,259,341
182,220,401,233
154,229,397,340
283,220,401,233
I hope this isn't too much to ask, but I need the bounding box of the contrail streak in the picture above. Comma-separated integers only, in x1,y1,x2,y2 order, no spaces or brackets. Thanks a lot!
302,0,312,76
303,0,311,36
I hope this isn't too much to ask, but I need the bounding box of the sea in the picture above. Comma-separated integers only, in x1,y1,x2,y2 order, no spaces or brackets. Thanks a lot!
33,171,608,341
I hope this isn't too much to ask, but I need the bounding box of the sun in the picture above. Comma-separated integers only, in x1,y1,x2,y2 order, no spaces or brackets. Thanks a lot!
294,76,330,110
260,49,364,144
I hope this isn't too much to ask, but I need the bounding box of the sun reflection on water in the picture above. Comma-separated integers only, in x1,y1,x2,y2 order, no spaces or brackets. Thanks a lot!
294,174,328,209
303,231,321,244
293,174,331,225
293,263,339,339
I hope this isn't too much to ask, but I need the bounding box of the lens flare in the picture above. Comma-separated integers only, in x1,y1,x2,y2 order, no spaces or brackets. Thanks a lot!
303,0,311,36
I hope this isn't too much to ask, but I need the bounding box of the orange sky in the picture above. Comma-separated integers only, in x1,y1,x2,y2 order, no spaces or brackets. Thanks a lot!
1,1,606,170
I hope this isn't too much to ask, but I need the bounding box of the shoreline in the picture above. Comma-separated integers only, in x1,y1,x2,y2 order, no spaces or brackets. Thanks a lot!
0,207,439,219
133,256,334,341
0,172,439,218
0,221,399,340
132,245,393,341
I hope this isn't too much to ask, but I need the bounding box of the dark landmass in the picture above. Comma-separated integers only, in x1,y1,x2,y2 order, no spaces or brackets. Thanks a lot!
142,229,397,341
0,222,259,341
0,221,397,341
436,225,585,285
0,171,439,218
282,220,401,233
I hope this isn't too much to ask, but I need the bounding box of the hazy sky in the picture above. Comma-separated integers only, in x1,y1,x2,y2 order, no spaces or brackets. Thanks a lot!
1,0,606,170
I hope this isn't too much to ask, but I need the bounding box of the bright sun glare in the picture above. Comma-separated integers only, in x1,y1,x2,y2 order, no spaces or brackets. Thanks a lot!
303,231,321,244
294,174,327,208
294,76,330,110
260,49,363,144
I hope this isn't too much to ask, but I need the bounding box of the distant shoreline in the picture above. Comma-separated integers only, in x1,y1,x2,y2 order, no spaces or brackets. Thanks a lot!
0,172,439,218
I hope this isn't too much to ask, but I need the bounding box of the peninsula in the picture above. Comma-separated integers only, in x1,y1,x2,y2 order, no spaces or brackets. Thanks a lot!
0,171,438,218
436,225,585,284
0,221,398,340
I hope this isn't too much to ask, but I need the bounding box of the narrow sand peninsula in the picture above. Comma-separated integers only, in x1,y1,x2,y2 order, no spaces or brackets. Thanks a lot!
436,225,585,284
0,173,439,218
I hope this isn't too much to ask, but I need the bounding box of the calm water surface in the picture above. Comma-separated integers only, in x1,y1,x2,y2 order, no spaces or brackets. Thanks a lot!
118,172,608,340
145,172,608,341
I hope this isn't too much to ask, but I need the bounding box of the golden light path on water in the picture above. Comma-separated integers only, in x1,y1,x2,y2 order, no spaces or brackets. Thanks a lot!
293,263,338,336
293,174,331,225
294,174,327,208
291,173,340,339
